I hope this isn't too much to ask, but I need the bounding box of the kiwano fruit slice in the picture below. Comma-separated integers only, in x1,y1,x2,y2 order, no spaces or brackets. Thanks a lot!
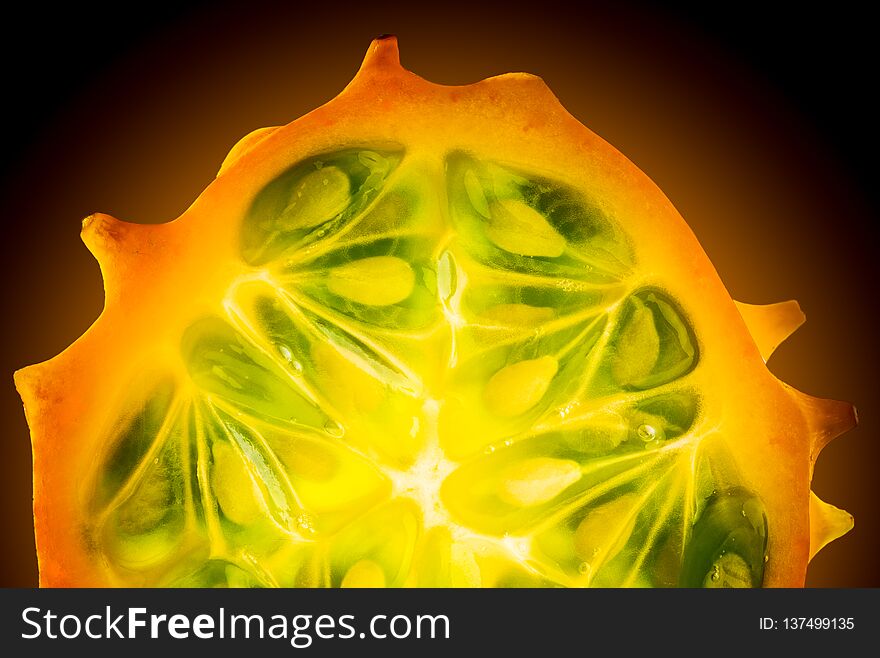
15,36,857,587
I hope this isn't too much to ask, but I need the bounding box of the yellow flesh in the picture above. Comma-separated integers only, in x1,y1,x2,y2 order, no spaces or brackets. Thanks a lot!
79,145,786,590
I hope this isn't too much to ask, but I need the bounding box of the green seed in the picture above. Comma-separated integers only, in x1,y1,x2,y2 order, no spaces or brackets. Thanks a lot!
484,356,558,417
464,169,491,219
612,296,660,387
485,198,566,258
703,553,753,588
211,441,264,526
610,291,698,390
563,413,629,455
278,166,351,231
679,487,768,588
327,256,415,306
573,493,639,571
499,457,582,507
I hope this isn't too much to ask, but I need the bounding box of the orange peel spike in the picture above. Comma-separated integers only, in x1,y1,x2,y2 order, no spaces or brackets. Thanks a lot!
786,386,858,464
809,491,854,561
734,300,805,362
80,213,175,307
14,36,858,588
80,212,135,257
358,34,402,72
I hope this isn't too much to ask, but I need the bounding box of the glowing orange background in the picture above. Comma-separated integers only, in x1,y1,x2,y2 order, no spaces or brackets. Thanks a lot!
0,1,875,587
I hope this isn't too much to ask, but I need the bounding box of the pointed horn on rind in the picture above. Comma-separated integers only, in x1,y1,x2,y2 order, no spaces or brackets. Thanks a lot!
81,213,136,261
80,213,169,305
358,35,402,75
13,363,43,427
786,386,858,462
734,300,805,361
809,491,854,560
340,35,416,97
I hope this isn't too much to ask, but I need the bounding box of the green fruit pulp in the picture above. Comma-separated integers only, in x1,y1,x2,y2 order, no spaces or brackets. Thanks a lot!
88,148,767,588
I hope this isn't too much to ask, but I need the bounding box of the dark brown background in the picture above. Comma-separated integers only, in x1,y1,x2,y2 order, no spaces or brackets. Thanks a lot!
0,0,876,587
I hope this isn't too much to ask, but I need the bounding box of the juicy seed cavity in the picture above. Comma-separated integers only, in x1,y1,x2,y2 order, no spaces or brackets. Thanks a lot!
87,148,764,590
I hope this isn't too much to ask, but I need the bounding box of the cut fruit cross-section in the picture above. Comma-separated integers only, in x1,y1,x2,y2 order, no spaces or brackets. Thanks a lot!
14,36,856,588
